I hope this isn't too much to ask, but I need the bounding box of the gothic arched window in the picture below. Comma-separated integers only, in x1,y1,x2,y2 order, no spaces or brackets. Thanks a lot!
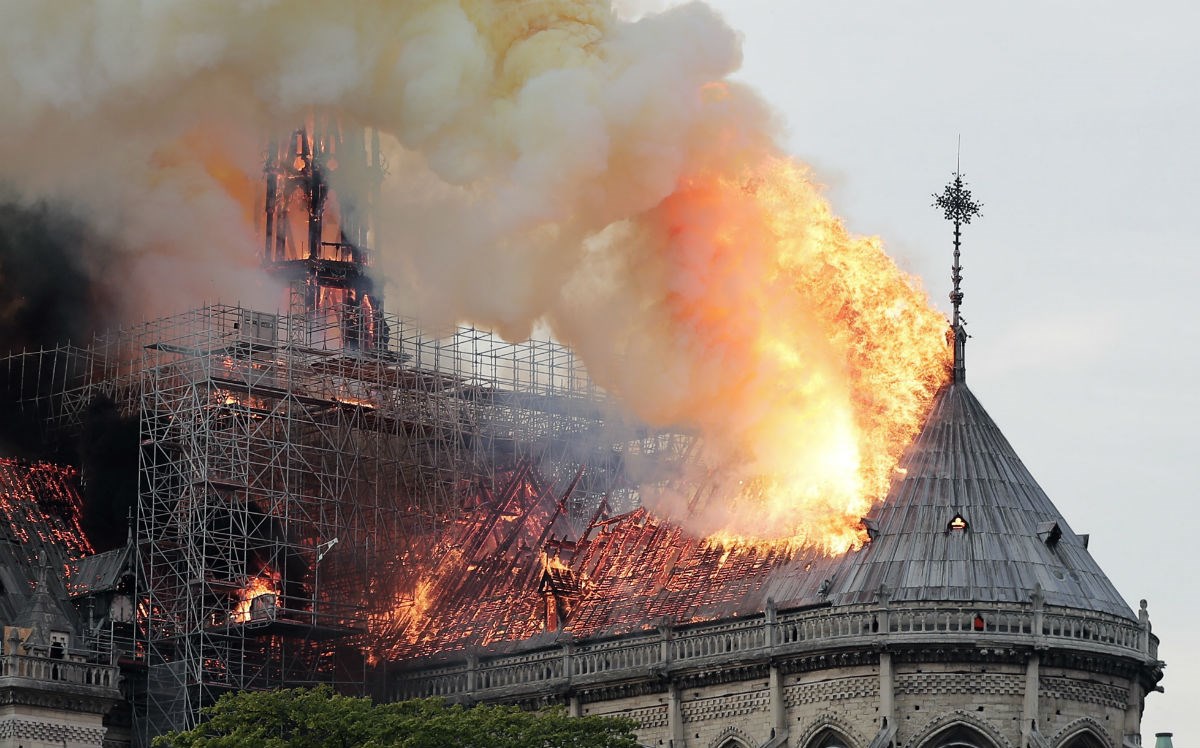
1059,730,1109,748
805,727,853,748
918,723,1000,748
717,739,750,748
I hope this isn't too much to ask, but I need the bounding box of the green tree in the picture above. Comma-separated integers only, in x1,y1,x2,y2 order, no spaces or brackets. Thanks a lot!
154,686,641,748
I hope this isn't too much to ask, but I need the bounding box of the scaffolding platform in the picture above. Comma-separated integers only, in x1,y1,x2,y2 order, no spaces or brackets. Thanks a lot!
0,300,690,740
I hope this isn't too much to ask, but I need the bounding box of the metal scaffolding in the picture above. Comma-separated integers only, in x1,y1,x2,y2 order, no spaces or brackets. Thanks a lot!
1,300,687,742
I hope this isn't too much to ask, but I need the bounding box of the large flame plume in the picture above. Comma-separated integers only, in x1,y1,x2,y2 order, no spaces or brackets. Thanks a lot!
608,158,950,548
0,1,948,547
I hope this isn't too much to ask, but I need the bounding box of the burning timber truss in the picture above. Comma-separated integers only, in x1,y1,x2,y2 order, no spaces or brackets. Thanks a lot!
1,302,688,741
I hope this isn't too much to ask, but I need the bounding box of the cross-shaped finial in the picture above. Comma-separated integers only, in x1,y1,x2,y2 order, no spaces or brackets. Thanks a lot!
933,172,983,226
932,168,982,383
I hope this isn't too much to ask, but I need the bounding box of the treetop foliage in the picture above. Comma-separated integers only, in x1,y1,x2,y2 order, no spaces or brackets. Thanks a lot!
154,686,642,748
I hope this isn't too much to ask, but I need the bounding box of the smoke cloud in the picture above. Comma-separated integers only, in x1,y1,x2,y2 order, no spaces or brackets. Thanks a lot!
0,197,119,455
0,1,948,545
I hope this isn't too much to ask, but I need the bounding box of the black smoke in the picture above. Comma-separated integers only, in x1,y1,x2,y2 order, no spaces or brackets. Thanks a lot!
79,395,140,551
0,196,117,455
0,196,135,551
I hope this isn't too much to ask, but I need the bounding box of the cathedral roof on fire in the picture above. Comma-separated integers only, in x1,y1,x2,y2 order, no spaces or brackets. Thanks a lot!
0,458,94,565
0,458,94,635
817,379,1133,618
390,373,1135,661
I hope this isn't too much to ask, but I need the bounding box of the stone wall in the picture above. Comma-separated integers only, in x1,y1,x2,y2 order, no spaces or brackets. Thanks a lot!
391,600,1161,748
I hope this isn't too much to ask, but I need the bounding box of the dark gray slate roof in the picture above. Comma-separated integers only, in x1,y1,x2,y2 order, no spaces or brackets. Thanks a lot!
826,380,1135,619
13,555,81,641
0,540,33,624
67,543,134,596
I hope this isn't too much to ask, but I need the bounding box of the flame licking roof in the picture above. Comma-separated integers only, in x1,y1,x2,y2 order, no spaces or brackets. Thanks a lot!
819,379,1135,617
381,462,842,661
383,375,1138,662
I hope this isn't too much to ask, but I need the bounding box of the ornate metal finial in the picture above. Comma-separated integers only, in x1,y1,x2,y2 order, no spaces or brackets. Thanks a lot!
932,157,982,383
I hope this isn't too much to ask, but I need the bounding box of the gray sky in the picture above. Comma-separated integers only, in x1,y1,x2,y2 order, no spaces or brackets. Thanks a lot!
691,0,1197,739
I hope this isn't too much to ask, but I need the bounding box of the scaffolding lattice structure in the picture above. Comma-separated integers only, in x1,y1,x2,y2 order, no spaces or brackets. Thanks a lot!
2,300,687,742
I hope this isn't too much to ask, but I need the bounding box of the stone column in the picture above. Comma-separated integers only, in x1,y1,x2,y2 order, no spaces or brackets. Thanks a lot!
770,663,787,739
879,650,895,729
659,622,673,666
877,585,895,732
668,681,685,748
1124,680,1145,745
466,652,478,696
562,641,574,682
1022,652,1040,746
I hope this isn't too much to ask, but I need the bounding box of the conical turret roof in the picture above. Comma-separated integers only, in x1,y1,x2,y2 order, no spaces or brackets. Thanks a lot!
827,380,1134,619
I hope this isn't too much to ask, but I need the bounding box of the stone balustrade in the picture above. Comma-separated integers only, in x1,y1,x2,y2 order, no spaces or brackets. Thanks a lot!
390,600,1158,702
0,654,120,690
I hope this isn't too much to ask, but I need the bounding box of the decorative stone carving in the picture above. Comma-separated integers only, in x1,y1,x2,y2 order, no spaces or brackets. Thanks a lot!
795,713,868,748
904,709,1015,748
783,677,876,707
707,725,755,748
1040,676,1128,710
1049,716,1116,748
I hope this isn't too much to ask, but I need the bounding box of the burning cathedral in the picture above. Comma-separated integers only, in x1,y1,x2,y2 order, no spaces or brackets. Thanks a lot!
0,115,1165,748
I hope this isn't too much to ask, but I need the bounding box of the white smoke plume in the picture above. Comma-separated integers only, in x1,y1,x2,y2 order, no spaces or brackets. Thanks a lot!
0,1,948,545
0,1,758,319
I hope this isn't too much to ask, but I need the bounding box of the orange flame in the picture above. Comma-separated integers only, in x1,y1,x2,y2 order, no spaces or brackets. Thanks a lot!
231,572,280,624
637,157,950,551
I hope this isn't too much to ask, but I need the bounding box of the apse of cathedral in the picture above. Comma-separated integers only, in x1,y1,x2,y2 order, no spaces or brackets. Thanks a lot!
386,175,1166,748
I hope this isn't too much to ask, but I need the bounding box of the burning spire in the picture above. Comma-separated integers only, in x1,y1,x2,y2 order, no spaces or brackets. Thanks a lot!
932,158,983,383
262,116,388,350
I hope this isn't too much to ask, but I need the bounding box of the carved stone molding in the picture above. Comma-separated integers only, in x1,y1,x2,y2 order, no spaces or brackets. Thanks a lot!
891,645,1027,667
1049,716,1115,748
0,685,118,715
783,677,876,708
895,672,1023,697
707,724,755,748
1040,651,1141,680
779,650,877,676
681,689,769,725
904,709,1014,748
1040,676,1127,711
676,662,770,690
795,713,869,748
0,717,107,746
577,678,668,703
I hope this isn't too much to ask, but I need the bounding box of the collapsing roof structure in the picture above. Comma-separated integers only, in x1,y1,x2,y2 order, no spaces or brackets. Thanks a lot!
384,369,1134,662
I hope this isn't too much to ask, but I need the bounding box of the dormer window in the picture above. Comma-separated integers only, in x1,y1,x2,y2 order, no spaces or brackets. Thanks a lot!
1038,521,1063,547
947,514,968,533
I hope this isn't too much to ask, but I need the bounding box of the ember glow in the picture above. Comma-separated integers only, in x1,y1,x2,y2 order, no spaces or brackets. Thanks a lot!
0,458,93,565
232,573,280,625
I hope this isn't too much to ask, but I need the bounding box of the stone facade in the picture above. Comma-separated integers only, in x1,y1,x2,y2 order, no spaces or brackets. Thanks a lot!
0,634,122,748
391,596,1162,748
0,552,124,748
